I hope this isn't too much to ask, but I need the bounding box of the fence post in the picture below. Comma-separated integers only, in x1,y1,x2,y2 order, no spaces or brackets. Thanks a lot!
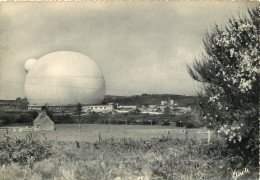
208,129,211,144
99,132,101,142
107,120,109,132
185,128,188,141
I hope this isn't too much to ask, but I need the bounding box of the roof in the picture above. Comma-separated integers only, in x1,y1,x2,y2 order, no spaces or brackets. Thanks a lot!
33,111,54,125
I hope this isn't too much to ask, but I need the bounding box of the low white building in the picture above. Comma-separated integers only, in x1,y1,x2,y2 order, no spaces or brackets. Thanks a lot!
140,111,162,115
114,110,130,114
117,105,136,110
82,104,113,113
28,104,114,114
116,105,136,113
177,106,192,113
140,105,159,113
28,105,42,111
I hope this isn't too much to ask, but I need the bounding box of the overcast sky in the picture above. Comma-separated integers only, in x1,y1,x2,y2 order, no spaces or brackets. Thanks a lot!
0,1,257,99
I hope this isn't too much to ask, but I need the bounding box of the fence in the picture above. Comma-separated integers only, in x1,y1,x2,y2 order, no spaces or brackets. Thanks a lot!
0,126,35,133
167,128,213,144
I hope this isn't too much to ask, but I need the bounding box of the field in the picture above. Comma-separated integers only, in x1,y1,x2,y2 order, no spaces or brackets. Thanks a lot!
0,124,257,180
1,124,211,142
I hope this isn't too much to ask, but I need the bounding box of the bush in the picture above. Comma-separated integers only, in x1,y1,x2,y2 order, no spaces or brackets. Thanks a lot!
0,111,38,125
0,134,52,168
0,136,258,179
0,112,15,125
187,7,259,167
176,120,184,127
52,114,75,124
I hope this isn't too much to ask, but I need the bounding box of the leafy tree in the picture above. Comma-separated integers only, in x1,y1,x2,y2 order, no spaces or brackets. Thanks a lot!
76,103,82,123
101,99,107,105
76,103,83,116
31,111,39,119
75,103,83,131
187,8,259,167
164,107,171,115
41,106,53,120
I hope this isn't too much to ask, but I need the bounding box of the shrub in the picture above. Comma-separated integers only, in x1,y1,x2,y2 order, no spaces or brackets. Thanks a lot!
0,136,258,179
176,120,184,127
0,133,52,168
187,7,259,167
0,112,15,125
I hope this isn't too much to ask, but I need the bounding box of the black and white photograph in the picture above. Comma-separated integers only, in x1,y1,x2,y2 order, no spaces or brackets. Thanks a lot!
0,1,259,179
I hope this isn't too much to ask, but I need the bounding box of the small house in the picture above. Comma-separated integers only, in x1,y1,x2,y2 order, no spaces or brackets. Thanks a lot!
33,110,54,131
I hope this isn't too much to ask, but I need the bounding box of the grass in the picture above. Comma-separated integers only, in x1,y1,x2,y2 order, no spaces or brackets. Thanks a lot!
0,125,258,180
1,124,211,142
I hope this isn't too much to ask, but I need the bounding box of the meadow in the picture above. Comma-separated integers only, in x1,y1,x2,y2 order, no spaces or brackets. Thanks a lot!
2,124,211,142
0,125,258,180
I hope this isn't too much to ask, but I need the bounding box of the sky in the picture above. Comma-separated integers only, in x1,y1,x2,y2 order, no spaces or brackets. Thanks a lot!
0,1,257,99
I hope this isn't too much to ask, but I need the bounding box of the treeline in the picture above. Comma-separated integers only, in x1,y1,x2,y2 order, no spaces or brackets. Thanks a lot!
104,94,197,107
52,112,203,128
0,110,203,128
0,111,38,125
53,113,174,125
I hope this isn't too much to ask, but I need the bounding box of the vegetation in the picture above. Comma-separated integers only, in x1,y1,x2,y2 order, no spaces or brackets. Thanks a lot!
50,112,202,128
104,94,197,107
0,134,258,180
0,133,52,168
187,8,259,168
0,109,202,129
0,111,38,126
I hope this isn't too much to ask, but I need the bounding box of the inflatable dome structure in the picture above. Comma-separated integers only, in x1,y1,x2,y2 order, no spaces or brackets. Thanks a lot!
24,51,106,105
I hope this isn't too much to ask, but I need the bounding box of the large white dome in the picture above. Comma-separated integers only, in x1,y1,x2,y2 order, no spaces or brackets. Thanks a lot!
24,51,106,105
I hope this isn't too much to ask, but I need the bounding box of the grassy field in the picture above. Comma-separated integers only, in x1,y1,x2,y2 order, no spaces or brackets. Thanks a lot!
1,124,211,142
0,124,258,179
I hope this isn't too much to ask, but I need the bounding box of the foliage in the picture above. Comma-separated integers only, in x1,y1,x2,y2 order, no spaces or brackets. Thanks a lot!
187,8,259,166
41,106,54,120
51,112,178,125
0,135,258,179
52,113,75,124
75,103,82,116
0,111,38,125
104,94,197,107
75,103,83,127
0,133,52,168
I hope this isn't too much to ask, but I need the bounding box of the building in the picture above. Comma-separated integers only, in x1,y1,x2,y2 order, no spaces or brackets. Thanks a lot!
28,105,42,111
140,105,159,113
0,98,28,111
161,100,175,107
33,110,54,131
28,103,115,114
113,105,136,113
169,100,174,106
117,105,136,110
82,104,113,113
173,106,192,115
161,101,167,106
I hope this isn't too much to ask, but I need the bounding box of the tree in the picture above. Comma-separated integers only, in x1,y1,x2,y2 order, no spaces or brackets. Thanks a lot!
101,99,107,105
76,103,82,116
164,106,170,115
76,103,83,131
187,8,259,167
41,106,53,120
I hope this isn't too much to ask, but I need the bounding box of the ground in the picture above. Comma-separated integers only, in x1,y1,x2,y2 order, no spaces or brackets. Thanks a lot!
1,124,257,179
1,124,211,142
